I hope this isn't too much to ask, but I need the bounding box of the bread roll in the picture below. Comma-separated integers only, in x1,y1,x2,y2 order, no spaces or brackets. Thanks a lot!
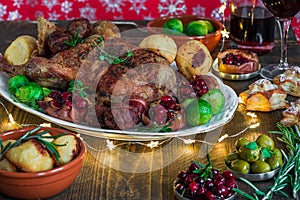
4,35,37,65
176,40,212,80
139,34,177,64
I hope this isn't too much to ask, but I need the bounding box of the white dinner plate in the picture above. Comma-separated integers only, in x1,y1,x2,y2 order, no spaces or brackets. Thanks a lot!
0,71,238,141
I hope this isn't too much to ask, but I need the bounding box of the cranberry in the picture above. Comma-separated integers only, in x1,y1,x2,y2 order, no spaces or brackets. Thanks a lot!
222,53,250,66
204,178,214,188
190,75,209,97
222,170,235,180
196,186,207,195
213,174,225,187
212,168,220,176
189,181,199,193
177,170,187,180
225,179,237,190
204,190,216,200
188,163,200,173
160,95,177,110
48,90,62,103
195,177,205,186
175,183,185,195
185,174,197,185
217,185,229,198
61,91,72,103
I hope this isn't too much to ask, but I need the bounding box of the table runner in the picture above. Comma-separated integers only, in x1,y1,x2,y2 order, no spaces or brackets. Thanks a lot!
0,0,299,43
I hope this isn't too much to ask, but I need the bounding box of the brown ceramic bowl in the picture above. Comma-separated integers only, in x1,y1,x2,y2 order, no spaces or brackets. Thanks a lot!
0,126,86,199
147,15,223,52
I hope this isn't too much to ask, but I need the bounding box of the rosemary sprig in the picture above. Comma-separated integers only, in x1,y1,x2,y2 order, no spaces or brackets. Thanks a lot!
0,126,66,163
64,28,84,47
95,35,134,65
270,123,300,199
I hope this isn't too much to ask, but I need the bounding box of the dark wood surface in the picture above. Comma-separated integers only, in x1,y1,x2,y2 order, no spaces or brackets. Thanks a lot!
0,20,299,200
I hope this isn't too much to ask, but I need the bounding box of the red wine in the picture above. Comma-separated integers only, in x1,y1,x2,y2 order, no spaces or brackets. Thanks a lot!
262,0,300,18
230,6,275,47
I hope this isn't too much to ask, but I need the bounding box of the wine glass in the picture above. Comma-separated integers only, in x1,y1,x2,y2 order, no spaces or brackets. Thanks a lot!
260,0,300,80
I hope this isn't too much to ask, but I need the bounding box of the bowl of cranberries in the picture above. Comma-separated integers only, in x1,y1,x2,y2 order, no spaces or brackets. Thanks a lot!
174,159,237,200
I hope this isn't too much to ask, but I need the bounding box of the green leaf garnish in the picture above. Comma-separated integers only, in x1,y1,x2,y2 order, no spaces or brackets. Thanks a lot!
261,148,272,159
245,141,258,150
64,28,84,47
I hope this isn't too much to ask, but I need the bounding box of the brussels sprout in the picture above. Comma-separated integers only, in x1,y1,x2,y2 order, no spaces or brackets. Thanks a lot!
8,75,30,95
251,161,271,173
202,20,215,33
186,99,213,126
162,18,184,35
185,20,208,36
256,134,274,150
15,82,44,109
231,159,250,174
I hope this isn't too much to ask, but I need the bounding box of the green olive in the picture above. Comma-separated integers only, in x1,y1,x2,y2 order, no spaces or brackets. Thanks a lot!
267,156,283,170
258,152,267,162
225,152,240,165
235,138,250,151
256,134,274,150
272,148,282,159
251,161,271,173
239,145,260,162
231,159,250,174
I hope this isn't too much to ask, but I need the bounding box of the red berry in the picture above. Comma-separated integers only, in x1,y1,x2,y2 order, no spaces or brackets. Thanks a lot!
177,170,187,180
204,190,215,200
185,174,197,185
175,183,185,195
61,91,72,103
189,181,199,193
222,170,235,180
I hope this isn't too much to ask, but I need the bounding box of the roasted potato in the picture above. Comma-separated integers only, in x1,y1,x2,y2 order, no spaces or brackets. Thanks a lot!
91,20,121,39
0,158,17,172
176,40,212,80
4,35,37,65
5,139,54,172
139,34,177,64
53,135,79,166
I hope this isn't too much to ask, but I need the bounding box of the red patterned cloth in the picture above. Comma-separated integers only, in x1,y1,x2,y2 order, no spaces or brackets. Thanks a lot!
0,0,299,43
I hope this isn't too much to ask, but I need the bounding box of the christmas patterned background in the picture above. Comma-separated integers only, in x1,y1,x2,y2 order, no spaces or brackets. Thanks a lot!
0,0,299,43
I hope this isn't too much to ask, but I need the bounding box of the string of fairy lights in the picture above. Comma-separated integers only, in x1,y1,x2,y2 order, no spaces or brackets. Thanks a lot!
0,99,260,152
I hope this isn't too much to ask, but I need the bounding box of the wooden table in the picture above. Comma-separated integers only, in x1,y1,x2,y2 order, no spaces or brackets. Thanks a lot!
0,20,299,200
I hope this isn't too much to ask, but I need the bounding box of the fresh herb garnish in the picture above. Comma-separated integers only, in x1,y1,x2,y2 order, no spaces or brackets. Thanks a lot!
64,28,84,47
0,126,66,163
99,50,133,65
245,141,259,150
67,80,89,98
95,35,134,64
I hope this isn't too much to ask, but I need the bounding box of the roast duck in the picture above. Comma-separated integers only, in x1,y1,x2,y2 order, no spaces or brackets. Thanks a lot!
1,17,215,131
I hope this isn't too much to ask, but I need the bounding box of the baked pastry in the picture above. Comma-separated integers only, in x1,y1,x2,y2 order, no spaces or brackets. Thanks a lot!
218,49,259,74
239,79,288,112
176,40,212,80
280,99,300,127
273,66,300,97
